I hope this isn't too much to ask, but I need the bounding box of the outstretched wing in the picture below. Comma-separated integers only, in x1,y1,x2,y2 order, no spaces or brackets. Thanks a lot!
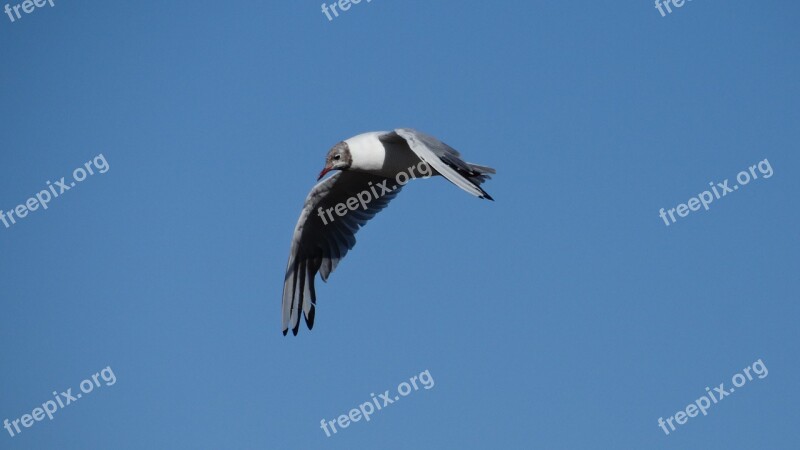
391,128,495,200
282,171,402,335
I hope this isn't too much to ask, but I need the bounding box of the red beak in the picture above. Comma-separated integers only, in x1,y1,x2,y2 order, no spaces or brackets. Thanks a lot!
317,167,332,181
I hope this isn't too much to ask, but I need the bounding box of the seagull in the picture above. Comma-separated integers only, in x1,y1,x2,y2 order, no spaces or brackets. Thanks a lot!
282,128,495,335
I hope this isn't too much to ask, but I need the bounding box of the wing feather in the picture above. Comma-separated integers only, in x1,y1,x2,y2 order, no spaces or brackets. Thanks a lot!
391,128,494,200
282,171,402,335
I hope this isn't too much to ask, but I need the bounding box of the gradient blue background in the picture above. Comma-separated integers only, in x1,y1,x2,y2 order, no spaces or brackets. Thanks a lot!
1,1,798,449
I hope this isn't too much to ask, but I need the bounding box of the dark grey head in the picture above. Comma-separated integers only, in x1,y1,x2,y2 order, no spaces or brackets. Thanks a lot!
317,141,352,180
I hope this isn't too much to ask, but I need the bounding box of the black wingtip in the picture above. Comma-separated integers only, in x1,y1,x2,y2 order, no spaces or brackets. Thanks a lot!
304,307,316,330
282,328,288,336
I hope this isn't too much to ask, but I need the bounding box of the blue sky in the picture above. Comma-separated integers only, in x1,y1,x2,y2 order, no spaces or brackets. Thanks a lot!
0,1,798,449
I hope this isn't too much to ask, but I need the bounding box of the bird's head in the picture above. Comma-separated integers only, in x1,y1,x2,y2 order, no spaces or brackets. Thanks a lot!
318,141,352,180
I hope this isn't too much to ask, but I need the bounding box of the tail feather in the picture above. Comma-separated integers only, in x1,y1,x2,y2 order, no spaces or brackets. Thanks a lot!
444,159,495,200
464,162,495,186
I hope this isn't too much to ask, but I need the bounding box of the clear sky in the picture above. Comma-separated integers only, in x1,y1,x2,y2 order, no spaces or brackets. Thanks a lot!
1,1,798,449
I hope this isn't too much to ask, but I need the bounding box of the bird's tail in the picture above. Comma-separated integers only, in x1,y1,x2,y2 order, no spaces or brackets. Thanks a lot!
433,154,496,200
464,163,495,187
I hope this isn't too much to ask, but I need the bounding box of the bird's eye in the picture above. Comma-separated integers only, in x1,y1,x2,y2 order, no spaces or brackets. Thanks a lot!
334,154,341,160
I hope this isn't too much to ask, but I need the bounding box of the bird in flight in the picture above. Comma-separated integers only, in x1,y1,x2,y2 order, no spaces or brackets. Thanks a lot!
282,128,495,335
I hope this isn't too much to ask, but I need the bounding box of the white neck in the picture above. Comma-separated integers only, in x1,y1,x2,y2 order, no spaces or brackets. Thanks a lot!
345,132,388,172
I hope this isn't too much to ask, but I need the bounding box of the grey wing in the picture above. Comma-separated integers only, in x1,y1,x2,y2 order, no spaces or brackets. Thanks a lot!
282,171,402,335
391,128,495,200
